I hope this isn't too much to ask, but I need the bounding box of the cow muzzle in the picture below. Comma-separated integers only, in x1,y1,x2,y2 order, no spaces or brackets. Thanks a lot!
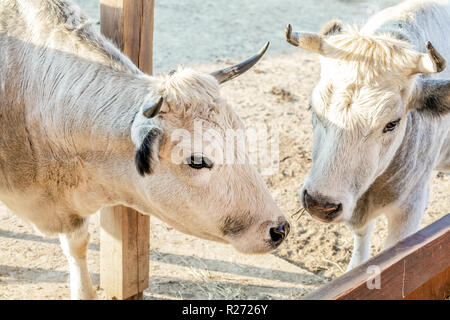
302,189,342,223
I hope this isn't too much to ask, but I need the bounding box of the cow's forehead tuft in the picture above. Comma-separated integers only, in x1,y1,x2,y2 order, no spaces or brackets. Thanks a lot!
312,82,403,130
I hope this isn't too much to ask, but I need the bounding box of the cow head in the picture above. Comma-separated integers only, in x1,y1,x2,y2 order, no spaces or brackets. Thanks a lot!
285,22,450,223
129,43,289,253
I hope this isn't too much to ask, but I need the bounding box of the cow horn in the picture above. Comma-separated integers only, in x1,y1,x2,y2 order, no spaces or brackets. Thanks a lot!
210,42,269,84
143,97,163,118
285,24,324,55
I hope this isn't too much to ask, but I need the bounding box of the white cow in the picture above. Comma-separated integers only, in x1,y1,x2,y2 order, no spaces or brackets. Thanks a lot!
285,0,450,270
0,0,289,299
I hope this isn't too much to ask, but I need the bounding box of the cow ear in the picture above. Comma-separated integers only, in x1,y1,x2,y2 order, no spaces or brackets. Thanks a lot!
131,97,165,176
412,79,450,116
412,42,447,75
319,20,342,36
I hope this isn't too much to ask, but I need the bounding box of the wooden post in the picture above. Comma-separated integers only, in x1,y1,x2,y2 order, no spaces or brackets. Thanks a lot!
99,0,155,300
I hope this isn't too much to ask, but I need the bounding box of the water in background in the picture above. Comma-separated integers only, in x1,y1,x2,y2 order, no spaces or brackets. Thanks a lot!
74,0,401,72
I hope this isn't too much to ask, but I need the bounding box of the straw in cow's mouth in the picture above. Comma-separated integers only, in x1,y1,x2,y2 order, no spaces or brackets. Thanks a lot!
291,207,306,221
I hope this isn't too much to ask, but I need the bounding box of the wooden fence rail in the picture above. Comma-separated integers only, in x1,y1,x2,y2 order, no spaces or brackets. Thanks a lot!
305,213,450,300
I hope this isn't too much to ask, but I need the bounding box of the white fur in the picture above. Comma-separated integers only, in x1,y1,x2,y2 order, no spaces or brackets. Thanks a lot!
295,0,450,269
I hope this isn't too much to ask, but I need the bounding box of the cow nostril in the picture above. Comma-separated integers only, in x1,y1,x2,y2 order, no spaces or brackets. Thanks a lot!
329,203,342,216
269,227,283,242
270,222,289,243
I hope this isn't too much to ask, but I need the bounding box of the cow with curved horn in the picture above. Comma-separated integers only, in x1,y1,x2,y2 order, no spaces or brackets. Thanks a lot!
0,0,288,299
285,0,450,271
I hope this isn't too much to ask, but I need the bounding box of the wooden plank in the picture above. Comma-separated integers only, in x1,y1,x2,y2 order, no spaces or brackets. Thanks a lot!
99,0,123,48
304,214,450,300
99,0,154,300
122,1,143,64
100,206,139,299
404,267,450,300
137,212,150,294
138,0,155,73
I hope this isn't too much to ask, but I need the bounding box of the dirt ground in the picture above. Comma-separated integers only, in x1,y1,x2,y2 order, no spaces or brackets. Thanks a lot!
0,50,449,300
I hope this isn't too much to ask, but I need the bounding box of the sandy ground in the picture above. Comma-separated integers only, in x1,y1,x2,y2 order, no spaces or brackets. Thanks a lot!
0,49,449,299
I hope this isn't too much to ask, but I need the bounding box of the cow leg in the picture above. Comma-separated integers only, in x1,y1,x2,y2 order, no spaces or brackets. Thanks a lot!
384,190,427,250
59,221,97,300
346,220,375,272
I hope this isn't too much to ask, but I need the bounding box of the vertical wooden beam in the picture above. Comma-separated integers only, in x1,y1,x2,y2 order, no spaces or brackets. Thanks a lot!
99,0,155,300
138,0,155,73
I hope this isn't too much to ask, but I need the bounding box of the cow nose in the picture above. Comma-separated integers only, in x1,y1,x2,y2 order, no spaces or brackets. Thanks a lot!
303,190,341,222
269,221,290,245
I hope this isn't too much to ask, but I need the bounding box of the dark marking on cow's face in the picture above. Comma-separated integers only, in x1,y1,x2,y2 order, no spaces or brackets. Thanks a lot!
220,213,253,237
69,214,86,230
135,127,163,176
415,79,450,117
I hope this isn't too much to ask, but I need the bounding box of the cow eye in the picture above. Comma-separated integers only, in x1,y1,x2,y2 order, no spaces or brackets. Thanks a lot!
383,119,401,133
186,155,213,169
